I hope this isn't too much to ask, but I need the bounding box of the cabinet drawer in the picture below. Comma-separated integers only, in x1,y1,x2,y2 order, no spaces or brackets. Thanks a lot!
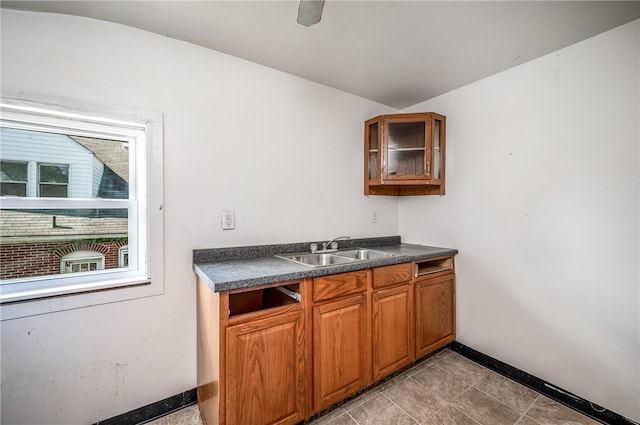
313,271,368,302
372,263,412,288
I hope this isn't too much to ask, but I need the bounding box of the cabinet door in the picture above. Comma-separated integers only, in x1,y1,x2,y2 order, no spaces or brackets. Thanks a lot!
365,116,383,189
383,114,429,182
313,294,370,412
372,284,414,381
226,310,306,425
426,113,445,186
415,274,455,358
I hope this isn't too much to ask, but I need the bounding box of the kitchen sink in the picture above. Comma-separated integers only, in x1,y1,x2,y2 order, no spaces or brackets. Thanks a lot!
276,248,395,268
334,248,395,260
276,253,355,267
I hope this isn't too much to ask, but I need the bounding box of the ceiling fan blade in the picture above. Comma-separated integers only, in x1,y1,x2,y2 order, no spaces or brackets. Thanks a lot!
297,0,325,27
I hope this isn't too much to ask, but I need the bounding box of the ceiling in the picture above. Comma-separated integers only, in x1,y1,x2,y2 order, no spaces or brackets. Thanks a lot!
2,1,639,109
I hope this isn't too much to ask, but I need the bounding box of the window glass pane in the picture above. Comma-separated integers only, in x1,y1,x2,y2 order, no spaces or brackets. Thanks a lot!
1,161,28,181
39,164,68,184
0,161,28,196
0,182,27,197
0,208,128,281
0,128,130,200
39,183,68,198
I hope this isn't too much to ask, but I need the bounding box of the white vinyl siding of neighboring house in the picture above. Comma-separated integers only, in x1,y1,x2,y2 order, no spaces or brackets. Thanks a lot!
0,128,95,198
91,156,103,197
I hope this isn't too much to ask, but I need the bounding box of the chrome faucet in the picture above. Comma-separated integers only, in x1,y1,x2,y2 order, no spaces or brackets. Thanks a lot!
311,235,351,253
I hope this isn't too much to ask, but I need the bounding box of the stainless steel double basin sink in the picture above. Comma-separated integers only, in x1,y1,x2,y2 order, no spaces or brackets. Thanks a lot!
276,248,395,268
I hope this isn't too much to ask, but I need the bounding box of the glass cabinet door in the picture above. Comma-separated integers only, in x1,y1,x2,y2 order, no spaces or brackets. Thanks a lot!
385,119,427,180
429,115,444,183
366,119,381,182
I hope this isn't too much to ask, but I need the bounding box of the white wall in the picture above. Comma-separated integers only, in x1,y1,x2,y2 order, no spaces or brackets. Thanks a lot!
400,20,640,421
0,10,397,424
3,8,638,425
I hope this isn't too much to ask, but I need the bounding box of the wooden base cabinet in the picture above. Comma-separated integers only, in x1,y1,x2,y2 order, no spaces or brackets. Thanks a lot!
197,277,309,425
415,273,456,358
313,295,370,411
225,310,306,425
372,264,415,381
312,272,371,412
197,257,456,425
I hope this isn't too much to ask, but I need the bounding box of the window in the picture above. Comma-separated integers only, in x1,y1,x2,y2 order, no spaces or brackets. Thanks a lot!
0,101,163,308
118,246,129,268
38,163,69,197
0,160,28,196
61,251,105,273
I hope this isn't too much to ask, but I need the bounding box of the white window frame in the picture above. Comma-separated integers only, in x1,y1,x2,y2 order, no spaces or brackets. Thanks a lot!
0,99,164,319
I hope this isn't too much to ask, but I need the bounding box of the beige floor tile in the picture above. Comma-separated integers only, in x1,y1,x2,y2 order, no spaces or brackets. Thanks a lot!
412,364,471,402
451,387,521,425
347,393,418,425
428,351,490,385
474,372,540,414
515,416,540,425
382,377,448,423
340,388,382,411
525,396,601,425
147,353,602,425
376,371,413,393
313,411,360,425
423,405,481,425
145,405,202,425
404,353,441,377
309,407,350,424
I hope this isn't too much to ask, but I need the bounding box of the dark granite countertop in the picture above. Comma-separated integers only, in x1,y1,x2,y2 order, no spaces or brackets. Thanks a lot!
193,236,458,292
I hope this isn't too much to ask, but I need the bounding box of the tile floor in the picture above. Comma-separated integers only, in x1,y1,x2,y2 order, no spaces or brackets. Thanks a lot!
147,349,602,425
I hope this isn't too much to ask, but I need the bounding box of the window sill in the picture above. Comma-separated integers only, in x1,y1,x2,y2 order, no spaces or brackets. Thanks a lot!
0,278,162,320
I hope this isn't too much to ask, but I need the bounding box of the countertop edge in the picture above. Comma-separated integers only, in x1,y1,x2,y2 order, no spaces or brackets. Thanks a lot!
193,235,402,263
194,241,458,293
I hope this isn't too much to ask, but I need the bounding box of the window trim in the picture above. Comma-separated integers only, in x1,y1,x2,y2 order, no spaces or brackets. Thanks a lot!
0,99,164,319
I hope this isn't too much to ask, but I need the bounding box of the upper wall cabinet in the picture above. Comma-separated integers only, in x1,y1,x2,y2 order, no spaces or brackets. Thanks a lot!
364,112,446,196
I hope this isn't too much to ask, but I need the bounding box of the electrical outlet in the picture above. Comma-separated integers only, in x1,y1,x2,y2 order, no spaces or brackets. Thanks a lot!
370,210,378,223
221,210,235,230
